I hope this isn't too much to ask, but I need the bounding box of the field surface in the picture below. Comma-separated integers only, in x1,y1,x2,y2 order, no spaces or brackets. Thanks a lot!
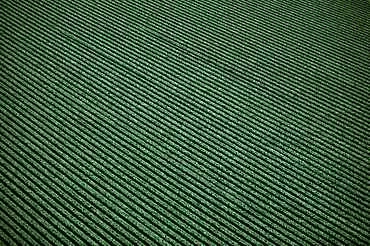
1,0,369,245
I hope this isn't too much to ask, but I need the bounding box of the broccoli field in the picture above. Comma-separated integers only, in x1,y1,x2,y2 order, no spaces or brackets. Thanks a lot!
1,0,369,245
